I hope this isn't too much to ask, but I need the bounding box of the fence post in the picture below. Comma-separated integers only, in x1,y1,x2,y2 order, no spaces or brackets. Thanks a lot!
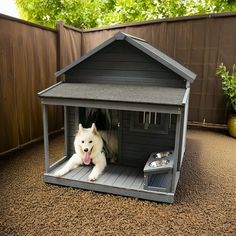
56,20,65,81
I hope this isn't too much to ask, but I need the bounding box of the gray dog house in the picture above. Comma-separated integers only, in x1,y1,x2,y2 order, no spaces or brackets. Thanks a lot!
38,32,196,203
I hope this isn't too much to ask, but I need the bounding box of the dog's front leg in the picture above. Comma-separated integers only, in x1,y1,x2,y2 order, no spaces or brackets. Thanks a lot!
54,153,82,177
88,154,107,181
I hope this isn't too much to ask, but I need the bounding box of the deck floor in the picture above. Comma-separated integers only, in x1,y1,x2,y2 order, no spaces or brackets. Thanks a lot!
45,162,176,203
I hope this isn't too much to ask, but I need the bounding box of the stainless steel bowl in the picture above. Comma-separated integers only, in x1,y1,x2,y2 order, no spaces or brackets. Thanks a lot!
149,159,170,167
153,151,172,159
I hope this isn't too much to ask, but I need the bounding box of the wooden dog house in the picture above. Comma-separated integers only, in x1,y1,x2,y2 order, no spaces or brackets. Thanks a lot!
38,32,196,203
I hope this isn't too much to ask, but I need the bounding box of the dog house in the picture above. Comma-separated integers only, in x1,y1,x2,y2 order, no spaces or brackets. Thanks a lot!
38,32,196,203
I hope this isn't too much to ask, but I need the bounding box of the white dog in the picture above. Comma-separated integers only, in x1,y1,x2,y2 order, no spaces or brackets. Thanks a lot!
54,123,107,181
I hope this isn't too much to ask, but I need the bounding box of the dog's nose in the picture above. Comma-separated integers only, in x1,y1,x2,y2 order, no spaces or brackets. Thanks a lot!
84,148,89,152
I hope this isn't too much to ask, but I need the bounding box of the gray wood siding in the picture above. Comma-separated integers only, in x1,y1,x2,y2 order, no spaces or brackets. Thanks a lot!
119,111,176,167
65,41,186,88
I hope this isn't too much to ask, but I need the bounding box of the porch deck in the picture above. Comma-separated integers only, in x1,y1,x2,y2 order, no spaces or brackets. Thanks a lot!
45,162,179,203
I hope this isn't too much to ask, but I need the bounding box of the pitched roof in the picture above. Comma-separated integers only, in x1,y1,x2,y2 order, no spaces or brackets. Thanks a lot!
55,32,196,82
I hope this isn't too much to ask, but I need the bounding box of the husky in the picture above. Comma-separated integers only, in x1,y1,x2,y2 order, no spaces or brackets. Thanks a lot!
54,123,107,181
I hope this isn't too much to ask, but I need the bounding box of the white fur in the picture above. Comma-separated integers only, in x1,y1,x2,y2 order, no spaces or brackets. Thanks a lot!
54,123,107,181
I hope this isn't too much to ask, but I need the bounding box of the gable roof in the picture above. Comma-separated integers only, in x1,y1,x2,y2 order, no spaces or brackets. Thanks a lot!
55,32,196,82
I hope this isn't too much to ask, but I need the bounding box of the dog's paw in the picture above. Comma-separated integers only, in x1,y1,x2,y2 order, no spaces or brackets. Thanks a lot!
88,173,97,181
54,169,65,177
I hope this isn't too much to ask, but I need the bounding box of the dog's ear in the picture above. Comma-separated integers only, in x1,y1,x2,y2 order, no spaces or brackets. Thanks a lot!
78,123,84,133
91,123,98,134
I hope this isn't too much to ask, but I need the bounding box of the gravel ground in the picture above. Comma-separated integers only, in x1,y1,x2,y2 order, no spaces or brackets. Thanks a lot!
0,129,235,236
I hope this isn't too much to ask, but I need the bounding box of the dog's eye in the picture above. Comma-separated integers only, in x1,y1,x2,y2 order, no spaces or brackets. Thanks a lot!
89,140,93,143
81,141,84,143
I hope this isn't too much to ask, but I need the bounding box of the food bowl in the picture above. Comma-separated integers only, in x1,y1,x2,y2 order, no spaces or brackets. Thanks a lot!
152,151,172,159
149,159,170,167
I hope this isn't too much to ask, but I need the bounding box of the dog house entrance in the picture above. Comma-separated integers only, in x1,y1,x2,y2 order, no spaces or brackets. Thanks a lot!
67,107,176,168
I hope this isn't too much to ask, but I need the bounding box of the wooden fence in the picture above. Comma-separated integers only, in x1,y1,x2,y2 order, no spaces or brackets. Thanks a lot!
1,12,236,155
0,15,58,155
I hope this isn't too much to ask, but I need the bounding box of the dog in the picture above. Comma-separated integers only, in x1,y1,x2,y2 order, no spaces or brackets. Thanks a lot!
54,123,107,181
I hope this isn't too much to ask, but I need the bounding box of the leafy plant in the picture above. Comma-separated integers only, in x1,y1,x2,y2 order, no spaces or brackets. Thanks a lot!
216,63,236,113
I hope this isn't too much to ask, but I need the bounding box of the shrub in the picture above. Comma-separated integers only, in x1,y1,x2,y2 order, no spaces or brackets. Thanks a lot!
216,63,236,113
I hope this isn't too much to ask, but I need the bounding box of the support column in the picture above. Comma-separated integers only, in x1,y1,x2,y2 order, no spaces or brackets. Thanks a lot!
177,108,185,171
64,106,68,157
43,104,49,173
171,112,181,192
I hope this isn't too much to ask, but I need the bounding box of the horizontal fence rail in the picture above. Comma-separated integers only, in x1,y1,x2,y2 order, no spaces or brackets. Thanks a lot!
1,12,236,155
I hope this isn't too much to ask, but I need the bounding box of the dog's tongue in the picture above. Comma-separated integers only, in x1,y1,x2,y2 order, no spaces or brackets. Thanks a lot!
83,151,91,165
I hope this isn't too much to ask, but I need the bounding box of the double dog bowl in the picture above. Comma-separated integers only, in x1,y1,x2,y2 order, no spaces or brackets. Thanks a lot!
149,151,173,168
143,150,174,192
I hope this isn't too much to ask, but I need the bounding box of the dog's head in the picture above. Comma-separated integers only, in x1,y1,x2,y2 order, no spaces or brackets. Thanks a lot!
75,123,102,165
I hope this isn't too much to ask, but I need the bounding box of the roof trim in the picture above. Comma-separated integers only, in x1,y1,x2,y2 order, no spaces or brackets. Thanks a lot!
38,81,63,96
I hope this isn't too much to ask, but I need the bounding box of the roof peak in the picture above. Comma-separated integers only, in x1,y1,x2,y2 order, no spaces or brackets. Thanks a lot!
114,31,146,42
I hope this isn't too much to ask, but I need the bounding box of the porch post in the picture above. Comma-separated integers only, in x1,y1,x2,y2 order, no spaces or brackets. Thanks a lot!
64,106,68,157
171,111,181,192
42,104,49,173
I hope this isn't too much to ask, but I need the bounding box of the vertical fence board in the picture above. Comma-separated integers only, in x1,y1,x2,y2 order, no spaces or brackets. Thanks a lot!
57,22,82,69
0,27,19,152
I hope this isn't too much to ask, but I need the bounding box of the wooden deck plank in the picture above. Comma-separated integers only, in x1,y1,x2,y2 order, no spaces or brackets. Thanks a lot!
112,166,133,188
78,166,94,181
100,165,123,185
72,166,93,181
129,171,144,190
63,166,86,179
122,167,141,189
104,165,127,186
